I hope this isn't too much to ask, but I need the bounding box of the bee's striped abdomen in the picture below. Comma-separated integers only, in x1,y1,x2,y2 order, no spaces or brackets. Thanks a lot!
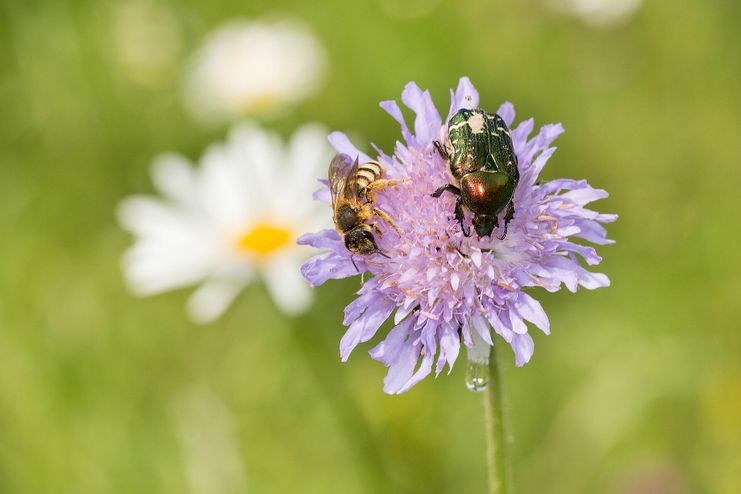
353,161,383,194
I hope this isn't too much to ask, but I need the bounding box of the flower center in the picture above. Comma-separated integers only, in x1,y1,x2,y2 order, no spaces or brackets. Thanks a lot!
243,92,281,113
236,223,292,256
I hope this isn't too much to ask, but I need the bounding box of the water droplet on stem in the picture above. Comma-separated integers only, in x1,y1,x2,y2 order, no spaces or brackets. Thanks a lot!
465,323,491,393
465,360,489,392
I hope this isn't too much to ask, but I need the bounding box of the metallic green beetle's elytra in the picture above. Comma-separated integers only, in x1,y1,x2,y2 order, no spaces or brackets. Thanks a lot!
447,109,518,180
432,108,520,239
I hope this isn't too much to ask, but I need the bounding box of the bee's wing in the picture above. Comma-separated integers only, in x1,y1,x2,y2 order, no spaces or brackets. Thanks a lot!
328,153,357,213
342,156,361,202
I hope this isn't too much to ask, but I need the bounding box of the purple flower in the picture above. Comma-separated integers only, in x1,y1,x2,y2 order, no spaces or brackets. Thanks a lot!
299,78,616,394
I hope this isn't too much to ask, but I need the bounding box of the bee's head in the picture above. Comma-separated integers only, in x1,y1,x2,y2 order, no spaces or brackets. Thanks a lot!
344,225,381,256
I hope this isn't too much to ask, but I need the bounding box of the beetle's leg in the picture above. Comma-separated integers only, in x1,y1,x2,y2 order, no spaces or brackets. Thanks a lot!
455,199,470,237
504,200,515,225
434,140,449,160
431,183,461,199
372,207,401,235
496,201,515,240
363,178,409,202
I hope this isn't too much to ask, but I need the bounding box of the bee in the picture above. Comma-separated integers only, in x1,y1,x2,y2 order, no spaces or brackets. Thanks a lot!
328,153,404,261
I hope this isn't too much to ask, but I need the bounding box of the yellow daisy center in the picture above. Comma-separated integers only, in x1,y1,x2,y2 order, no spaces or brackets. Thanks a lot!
243,92,281,114
236,223,293,257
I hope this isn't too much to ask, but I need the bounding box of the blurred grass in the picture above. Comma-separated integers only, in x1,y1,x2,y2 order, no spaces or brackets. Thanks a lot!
0,0,740,493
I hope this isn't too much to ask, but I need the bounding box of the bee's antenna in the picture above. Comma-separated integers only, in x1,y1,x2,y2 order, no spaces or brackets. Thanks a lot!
350,255,360,273
375,250,391,259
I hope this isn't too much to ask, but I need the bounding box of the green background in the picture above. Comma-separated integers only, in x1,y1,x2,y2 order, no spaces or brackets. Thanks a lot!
1,0,739,492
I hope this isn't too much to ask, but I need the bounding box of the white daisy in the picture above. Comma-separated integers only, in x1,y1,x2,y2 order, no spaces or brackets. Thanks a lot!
118,122,332,323
183,19,327,125
548,0,643,27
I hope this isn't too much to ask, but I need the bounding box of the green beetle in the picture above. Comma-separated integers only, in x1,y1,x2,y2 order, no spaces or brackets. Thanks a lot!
432,108,519,239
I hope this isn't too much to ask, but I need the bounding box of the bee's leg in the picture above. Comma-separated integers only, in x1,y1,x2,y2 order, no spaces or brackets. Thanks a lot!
350,256,367,284
431,183,461,199
363,178,410,201
434,140,449,160
371,207,401,235
496,201,515,240
371,222,384,238
455,199,470,237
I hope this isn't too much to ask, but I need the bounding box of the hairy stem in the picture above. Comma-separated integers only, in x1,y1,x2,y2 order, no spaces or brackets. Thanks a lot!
484,343,511,494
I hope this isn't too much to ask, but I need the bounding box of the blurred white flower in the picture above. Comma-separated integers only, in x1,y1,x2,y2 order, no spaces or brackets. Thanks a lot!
548,0,643,27
118,122,332,323
112,1,183,86
183,19,327,125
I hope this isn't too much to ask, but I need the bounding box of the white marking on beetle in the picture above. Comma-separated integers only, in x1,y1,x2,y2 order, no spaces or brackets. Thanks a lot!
449,121,469,132
468,113,485,134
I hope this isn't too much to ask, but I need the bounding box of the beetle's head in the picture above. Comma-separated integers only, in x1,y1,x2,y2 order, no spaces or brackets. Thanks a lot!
472,215,497,238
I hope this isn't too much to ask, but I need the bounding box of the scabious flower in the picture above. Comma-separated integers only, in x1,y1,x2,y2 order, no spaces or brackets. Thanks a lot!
183,19,327,125
118,122,332,323
548,0,643,27
299,78,616,394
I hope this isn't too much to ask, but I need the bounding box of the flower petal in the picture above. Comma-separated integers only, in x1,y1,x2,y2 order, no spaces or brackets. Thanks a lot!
379,100,412,144
327,131,372,163
471,314,494,345
447,76,479,119
262,257,313,315
369,318,418,394
300,252,357,286
297,229,343,251
395,320,438,393
151,153,197,206
496,102,516,127
511,333,535,366
340,296,395,361
514,292,550,335
401,82,441,149
187,277,249,324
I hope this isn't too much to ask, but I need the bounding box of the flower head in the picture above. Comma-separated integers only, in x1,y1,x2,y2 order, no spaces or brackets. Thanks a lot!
118,122,332,323
300,78,616,394
183,19,327,125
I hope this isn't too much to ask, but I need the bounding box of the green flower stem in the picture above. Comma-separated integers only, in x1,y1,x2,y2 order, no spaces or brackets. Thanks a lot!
289,314,393,493
484,343,511,494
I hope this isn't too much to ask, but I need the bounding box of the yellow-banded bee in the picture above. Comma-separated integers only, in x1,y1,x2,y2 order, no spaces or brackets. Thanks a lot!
328,154,405,259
